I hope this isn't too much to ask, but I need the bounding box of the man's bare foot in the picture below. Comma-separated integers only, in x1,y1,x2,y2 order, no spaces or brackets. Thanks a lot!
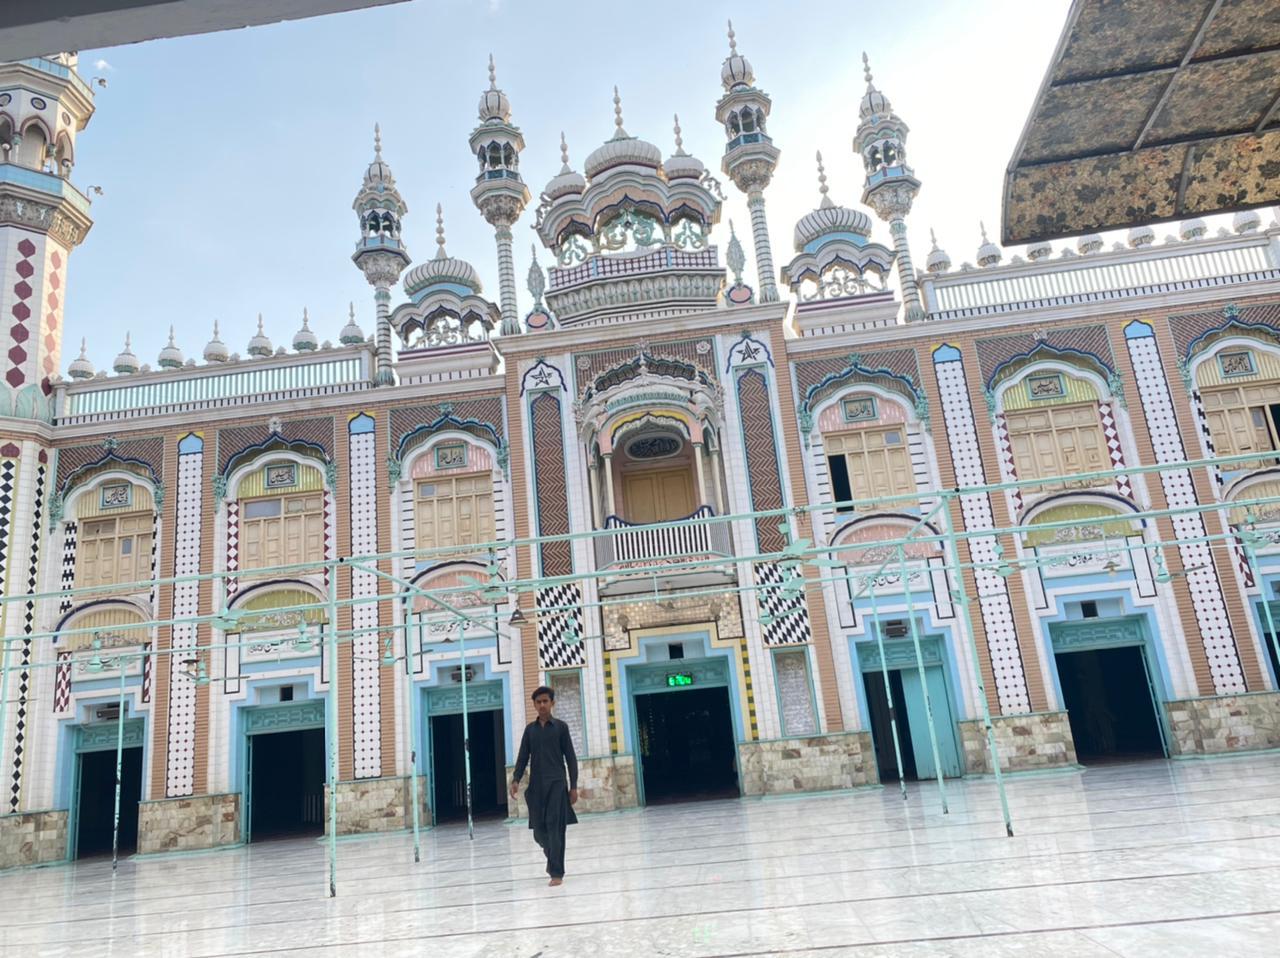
548,877,563,886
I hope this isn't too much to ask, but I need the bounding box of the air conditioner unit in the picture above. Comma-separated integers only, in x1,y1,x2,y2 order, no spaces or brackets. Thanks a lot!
448,666,476,684
883,620,909,639
94,704,121,722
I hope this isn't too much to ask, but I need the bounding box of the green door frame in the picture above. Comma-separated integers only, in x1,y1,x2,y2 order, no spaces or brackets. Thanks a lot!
68,718,145,861
240,699,326,844
1047,615,1170,757
422,681,504,826
625,655,737,806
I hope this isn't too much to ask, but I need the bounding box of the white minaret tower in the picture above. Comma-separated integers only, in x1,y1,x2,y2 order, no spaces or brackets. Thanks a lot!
0,54,95,420
856,53,925,321
715,21,781,304
352,124,410,386
469,55,531,337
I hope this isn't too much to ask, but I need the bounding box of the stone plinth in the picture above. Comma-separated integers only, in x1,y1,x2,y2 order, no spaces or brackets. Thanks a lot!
137,793,240,854
1166,691,1280,755
324,775,428,834
505,755,638,818
738,732,876,795
0,810,67,869
959,711,1077,774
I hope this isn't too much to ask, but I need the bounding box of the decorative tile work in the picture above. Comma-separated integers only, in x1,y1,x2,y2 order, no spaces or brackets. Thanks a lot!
55,436,165,494
58,520,76,614
738,636,760,740
53,652,71,713
1098,402,1134,498
537,583,585,668
41,248,62,389
1189,388,1223,488
322,490,335,589
165,436,204,797
975,325,1116,387
604,653,619,754
1171,301,1280,362
736,369,787,555
390,397,505,465
348,415,382,779
755,562,811,646
141,643,153,704
9,460,45,810
216,417,334,476
933,346,1031,714
529,392,572,577
224,500,239,599
575,337,716,398
993,413,1023,514
7,238,36,389
1124,322,1246,694
793,347,921,400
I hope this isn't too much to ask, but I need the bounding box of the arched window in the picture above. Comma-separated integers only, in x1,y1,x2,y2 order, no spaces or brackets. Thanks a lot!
0,117,12,162
823,395,914,512
727,114,741,137
754,108,766,133
417,472,494,554
740,109,756,133
1022,501,1139,548
19,122,47,170
502,143,515,168
380,211,397,236
73,481,155,592
487,142,503,169
236,462,326,572
1000,370,1110,491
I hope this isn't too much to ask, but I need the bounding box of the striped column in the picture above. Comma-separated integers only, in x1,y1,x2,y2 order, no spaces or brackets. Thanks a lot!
747,193,779,304
348,414,381,778
495,226,520,337
165,434,204,797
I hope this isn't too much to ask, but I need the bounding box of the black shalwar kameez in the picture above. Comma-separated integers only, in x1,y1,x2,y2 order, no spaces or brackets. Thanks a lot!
512,716,578,879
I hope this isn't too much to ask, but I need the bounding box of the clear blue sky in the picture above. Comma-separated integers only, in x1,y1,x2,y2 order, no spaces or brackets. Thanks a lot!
66,0,1079,370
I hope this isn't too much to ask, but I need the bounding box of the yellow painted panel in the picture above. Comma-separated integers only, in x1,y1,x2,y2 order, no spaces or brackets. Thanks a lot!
1195,345,1280,389
1228,479,1280,526
60,606,147,649
1002,373,1099,412
1023,502,1138,547
75,482,154,520
237,462,323,499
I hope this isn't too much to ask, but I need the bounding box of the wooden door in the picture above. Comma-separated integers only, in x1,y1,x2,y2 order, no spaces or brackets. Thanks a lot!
623,468,695,523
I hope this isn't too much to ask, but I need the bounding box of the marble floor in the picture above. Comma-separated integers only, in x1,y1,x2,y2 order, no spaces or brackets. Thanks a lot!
4,757,1280,957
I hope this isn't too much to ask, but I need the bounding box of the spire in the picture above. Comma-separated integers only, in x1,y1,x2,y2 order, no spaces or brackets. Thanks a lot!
247,312,273,356
340,301,365,345
673,114,686,155
925,228,952,273
612,86,627,139
862,51,874,89
113,332,139,374
815,151,833,209
68,337,95,379
487,52,497,89
435,203,446,258
204,320,229,363
158,324,184,368
727,18,737,55
373,122,382,158
293,306,318,351
720,18,756,90
727,220,746,285
559,131,571,171
977,221,1003,267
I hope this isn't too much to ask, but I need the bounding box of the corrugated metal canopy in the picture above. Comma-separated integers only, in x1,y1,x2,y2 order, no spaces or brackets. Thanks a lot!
1002,0,1280,244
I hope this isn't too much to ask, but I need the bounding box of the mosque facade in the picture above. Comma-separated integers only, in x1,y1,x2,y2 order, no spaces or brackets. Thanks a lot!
2,31,1280,866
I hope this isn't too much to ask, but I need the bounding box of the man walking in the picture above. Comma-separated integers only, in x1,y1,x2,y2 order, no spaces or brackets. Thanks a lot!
510,686,578,885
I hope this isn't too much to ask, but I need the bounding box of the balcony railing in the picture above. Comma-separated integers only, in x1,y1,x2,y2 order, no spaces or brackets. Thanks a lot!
594,505,733,570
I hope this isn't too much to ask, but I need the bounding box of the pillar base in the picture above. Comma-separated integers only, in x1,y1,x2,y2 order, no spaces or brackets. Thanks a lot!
959,711,1078,774
137,793,240,855
506,756,639,818
0,809,67,869
738,731,877,795
324,775,428,835
1166,691,1280,755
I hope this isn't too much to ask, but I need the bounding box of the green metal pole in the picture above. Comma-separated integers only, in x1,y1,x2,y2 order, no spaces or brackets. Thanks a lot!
1241,526,1280,686
898,544,948,815
407,606,422,863
326,573,339,897
111,650,127,873
864,575,908,800
940,491,1013,837
459,616,473,841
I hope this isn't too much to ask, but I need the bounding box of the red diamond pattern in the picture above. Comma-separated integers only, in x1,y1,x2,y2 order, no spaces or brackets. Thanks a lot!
13,281,31,299
10,325,27,343
11,302,29,322
14,261,33,279
5,368,24,388
18,239,35,256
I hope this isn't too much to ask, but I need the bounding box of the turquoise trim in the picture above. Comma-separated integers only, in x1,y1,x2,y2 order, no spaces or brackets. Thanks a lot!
802,231,869,254
178,433,204,454
348,414,375,435
75,719,144,752
243,699,326,734
1124,320,1154,339
932,344,962,363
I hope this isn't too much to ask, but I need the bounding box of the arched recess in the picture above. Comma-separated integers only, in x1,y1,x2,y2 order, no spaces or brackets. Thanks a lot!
1190,336,1280,479
404,560,504,649
17,117,50,170
830,513,943,566
1019,494,1143,549
1224,472,1280,529
55,599,150,651
59,471,160,610
990,360,1131,509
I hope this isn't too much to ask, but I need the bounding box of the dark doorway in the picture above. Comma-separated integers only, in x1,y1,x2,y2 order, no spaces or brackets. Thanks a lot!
1056,646,1165,762
1260,628,1280,690
634,686,738,805
76,746,142,859
430,709,507,823
863,670,919,783
249,727,325,841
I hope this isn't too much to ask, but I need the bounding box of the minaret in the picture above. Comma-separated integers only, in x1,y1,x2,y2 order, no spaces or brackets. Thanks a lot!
0,54,95,420
468,55,531,337
715,20,781,304
855,53,925,321
351,124,410,386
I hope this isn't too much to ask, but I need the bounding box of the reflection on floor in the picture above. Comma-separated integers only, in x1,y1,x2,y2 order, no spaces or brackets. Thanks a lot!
4,757,1280,957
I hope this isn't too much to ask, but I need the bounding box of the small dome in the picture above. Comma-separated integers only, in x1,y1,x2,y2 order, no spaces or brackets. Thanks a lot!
203,321,229,363
1127,225,1155,247
925,230,951,273
247,314,273,357
584,88,662,179
340,303,365,345
544,132,587,199
363,124,396,191
113,333,139,374
403,204,484,297
477,55,511,122
794,152,873,249
858,54,892,120
1179,217,1208,241
1077,233,1104,254
1026,240,1054,260
665,114,706,180
1233,209,1261,234
293,308,318,351
67,338,94,380
157,326,184,368
976,222,1002,267
720,21,754,90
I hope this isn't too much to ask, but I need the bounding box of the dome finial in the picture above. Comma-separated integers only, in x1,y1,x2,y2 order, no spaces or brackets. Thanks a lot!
815,151,832,208
373,123,382,158
673,114,685,155
435,203,446,258
862,52,876,89
613,86,627,137
167,325,176,347
559,131,571,172
980,220,990,243
727,18,737,54
350,302,355,320
302,307,311,329
930,228,938,247
213,319,220,337
256,313,264,334
487,53,497,90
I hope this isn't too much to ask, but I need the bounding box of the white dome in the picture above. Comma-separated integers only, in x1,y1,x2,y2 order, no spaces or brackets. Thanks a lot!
794,204,873,251
203,322,229,363
665,114,705,180
247,315,273,357
584,88,662,179
404,255,483,296
292,308,318,351
1233,209,1262,234
925,231,951,273
157,326,184,368
976,223,1002,267
1077,233,1104,254
340,303,365,345
113,334,139,374
1179,217,1208,240
477,56,511,122
721,21,754,90
1127,225,1155,248
67,338,94,379
543,132,586,199
1026,240,1053,260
